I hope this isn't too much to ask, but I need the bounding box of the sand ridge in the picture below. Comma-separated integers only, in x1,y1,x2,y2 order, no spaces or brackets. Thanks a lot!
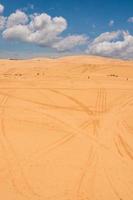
0,55,133,200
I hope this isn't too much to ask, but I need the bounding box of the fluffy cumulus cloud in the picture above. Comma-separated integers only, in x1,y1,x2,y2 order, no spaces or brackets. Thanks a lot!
0,4,88,51
6,10,29,27
0,4,4,14
86,31,133,59
53,35,88,51
0,16,6,30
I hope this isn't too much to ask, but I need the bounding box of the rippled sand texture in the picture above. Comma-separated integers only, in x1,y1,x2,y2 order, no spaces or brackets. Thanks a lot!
0,55,133,200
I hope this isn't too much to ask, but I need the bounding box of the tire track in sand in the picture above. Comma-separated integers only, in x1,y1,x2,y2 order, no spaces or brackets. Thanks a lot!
80,88,107,136
0,90,128,170
118,134,133,160
0,95,41,200
76,146,98,200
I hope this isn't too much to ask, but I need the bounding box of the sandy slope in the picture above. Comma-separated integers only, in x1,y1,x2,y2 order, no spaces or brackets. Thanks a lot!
0,55,133,200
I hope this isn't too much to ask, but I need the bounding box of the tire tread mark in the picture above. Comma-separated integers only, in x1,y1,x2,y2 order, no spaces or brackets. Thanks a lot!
0,91,93,113
118,135,133,160
48,89,93,116
76,146,94,198
122,120,133,134
114,139,124,157
103,165,122,200
0,95,41,199
0,91,127,168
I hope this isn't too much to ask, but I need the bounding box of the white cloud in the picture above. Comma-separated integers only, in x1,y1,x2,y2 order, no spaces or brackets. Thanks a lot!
1,6,88,51
29,13,67,34
86,31,133,59
128,17,133,23
3,25,30,41
109,20,114,27
92,31,121,44
0,4,6,30
6,10,29,28
0,4,4,14
52,35,88,51
3,13,68,46
0,16,6,30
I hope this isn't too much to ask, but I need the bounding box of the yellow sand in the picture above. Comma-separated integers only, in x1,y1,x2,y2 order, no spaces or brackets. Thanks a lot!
0,55,133,200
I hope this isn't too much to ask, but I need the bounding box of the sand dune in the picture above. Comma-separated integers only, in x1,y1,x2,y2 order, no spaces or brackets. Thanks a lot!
0,55,133,200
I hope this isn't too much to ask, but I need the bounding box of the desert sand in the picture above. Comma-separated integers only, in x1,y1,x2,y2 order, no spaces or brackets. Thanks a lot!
0,55,133,200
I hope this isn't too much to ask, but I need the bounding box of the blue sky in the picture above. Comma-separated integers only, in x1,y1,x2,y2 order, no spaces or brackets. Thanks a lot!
0,0,133,59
